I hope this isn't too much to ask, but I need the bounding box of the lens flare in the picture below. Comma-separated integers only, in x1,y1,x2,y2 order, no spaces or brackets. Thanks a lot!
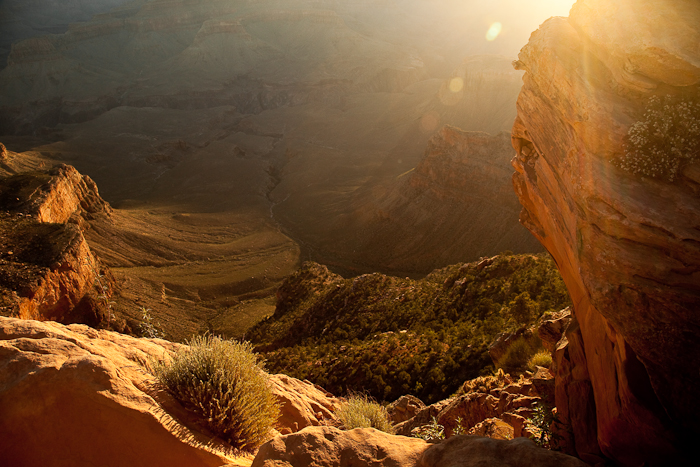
486,22,502,41
449,77,464,93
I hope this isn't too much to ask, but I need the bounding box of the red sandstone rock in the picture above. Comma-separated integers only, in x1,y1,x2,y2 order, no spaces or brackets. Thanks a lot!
0,165,113,325
417,435,588,467
269,374,340,434
511,0,699,463
537,307,571,353
251,426,428,467
0,316,235,467
467,418,514,440
387,394,426,424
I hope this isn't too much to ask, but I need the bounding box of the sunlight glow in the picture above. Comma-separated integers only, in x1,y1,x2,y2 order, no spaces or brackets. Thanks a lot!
485,22,502,41
449,77,464,93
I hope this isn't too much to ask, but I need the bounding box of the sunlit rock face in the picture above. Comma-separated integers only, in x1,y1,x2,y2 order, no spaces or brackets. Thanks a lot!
511,0,700,465
0,164,113,324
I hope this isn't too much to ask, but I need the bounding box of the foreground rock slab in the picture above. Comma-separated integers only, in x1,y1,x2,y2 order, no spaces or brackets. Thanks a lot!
0,316,233,467
252,426,588,467
418,436,588,467
251,426,428,467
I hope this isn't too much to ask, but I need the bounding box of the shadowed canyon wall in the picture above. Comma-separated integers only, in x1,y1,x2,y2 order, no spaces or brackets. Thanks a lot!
511,0,700,464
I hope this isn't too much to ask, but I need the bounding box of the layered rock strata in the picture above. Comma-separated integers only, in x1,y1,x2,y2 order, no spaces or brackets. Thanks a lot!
0,163,113,324
511,0,700,464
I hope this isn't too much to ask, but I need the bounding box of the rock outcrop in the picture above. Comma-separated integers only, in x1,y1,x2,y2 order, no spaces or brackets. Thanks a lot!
251,424,589,467
251,426,429,467
0,316,233,467
511,0,700,464
387,394,426,425
417,436,588,467
0,316,350,466
269,374,340,434
0,164,113,325
394,372,550,441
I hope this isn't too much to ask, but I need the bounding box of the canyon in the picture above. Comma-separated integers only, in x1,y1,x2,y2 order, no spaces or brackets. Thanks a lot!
1,0,698,466
1,0,551,338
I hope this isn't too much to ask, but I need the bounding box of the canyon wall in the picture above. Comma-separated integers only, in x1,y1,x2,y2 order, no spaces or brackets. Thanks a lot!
0,163,113,325
511,0,700,464
331,126,543,273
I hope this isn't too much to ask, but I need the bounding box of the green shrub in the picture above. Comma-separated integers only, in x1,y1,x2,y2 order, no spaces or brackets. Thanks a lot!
152,335,280,452
508,292,535,325
336,394,394,434
496,337,535,374
527,401,560,448
412,416,444,442
613,94,700,181
527,350,553,371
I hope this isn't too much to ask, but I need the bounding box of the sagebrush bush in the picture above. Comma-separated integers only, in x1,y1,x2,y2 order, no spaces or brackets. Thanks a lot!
152,335,280,451
336,394,394,434
613,94,700,181
458,368,511,395
527,350,553,371
496,337,536,374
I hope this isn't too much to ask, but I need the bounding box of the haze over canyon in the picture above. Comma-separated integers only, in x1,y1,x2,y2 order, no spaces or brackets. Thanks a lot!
2,1,699,466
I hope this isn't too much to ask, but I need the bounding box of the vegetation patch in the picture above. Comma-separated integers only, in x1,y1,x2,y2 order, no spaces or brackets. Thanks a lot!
527,350,553,371
458,368,511,395
152,335,280,452
496,335,541,374
336,394,394,434
613,94,700,181
248,254,570,403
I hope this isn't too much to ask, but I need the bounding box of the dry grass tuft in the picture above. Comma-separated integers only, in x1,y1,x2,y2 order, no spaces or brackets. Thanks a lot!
336,394,395,434
153,335,280,452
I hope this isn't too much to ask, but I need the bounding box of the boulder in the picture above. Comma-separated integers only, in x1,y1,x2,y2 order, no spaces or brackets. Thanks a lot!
394,398,453,436
537,307,571,353
467,418,514,440
251,426,428,467
0,316,234,467
269,374,340,434
387,394,426,424
417,435,588,467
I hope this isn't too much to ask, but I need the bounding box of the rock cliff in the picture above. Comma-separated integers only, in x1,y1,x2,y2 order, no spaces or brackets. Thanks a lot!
511,0,700,464
0,162,113,325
